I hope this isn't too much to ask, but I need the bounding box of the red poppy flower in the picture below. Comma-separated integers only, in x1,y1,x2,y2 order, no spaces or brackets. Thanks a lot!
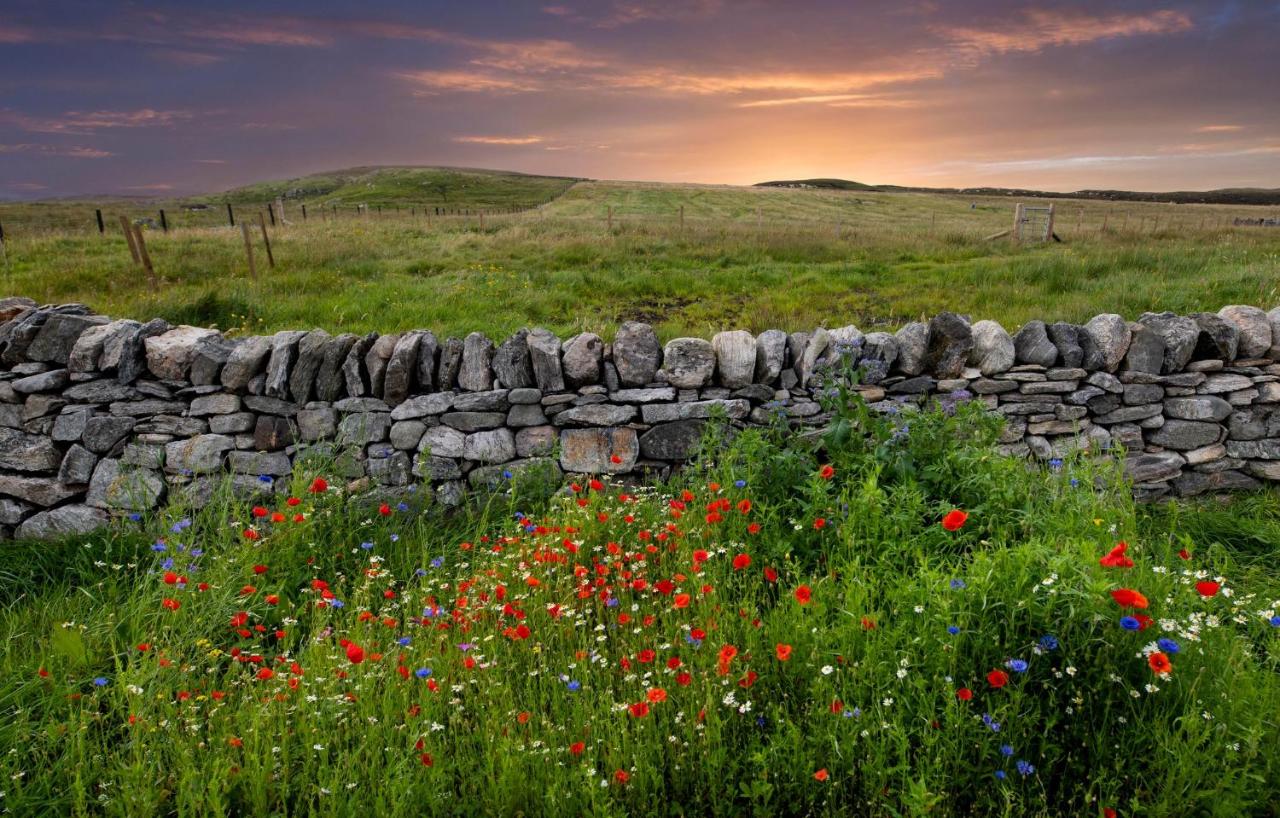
941,509,968,531
955,687,973,701
614,770,630,783
813,768,829,781
1177,548,1191,560
1195,580,1220,598
1148,651,1172,675
813,517,827,530
646,688,667,703
1110,588,1149,609
747,522,761,535
763,567,778,582
346,643,365,664
161,598,180,611
569,742,585,756
1099,542,1134,568
819,464,835,480
986,669,1009,688
628,701,650,718
732,553,751,571
794,585,813,605
309,477,328,493
775,643,793,661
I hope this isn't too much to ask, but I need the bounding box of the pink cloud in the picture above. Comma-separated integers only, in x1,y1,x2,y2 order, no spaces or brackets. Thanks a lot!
941,9,1194,58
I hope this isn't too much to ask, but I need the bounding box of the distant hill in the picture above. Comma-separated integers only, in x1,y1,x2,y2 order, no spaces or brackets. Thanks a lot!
193,165,586,211
755,178,882,192
757,178,1280,206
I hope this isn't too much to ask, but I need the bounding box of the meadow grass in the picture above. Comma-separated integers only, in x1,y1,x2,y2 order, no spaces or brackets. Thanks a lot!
3,178,1279,340
2,395,1278,816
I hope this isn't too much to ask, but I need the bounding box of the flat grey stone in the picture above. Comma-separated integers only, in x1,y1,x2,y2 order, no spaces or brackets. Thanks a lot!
492,329,535,389
289,329,332,404
925,313,973,378
563,333,604,387
613,322,661,387
1083,314,1130,371
640,399,750,423
1165,396,1232,421
662,337,716,389
391,392,455,420
419,425,466,458
463,428,516,463
1219,305,1270,359
527,328,566,392
87,459,165,510
559,427,638,473
16,504,108,540
57,443,98,485
639,420,706,460
441,411,505,432
457,332,494,392
164,434,234,474
221,335,274,390
712,330,755,388
264,331,307,399
552,403,637,426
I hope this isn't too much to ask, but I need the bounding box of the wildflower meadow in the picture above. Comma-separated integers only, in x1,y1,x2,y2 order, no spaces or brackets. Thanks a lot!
3,397,1279,817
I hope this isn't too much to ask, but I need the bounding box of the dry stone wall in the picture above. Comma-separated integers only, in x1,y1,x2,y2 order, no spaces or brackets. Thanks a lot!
3,295,1280,539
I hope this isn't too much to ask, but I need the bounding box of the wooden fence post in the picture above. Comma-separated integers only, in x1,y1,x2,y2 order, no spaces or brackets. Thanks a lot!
159,209,168,233
227,203,235,227
267,203,276,227
679,205,685,232
1012,203,1024,243
258,212,275,268
1045,204,1055,241
607,206,613,232
1100,212,1109,233
240,222,257,280
301,204,307,221
132,225,157,287
119,215,141,263
95,209,105,234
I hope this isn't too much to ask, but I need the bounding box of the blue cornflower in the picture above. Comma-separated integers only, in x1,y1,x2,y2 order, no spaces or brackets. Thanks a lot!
161,558,175,570
756,715,767,727
92,677,108,687
1000,744,1014,757
415,568,427,577
734,480,746,488
606,597,620,607
457,643,475,652
1270,615,1280,628
415,667,432,679
397,637,411,646
1039,635,1059,651
390,534,399,542
151,542,167,552
947,625,960,635
502,470,513,480
1006,659,1028,673
397,502,409,512
1048,458,1063,472
360,541,374,550
949,578,967,590
567,680,581,692
128,513,142,522
258,474,273,484
1069,478,1080,488
1120,616,1140,631
190,548,203,558
982,713,1001,732
330,599,344,609
1157,638,1180,654
431,557,444,568
685,633,703,647
1016,760,1035,776
994,770,1006,780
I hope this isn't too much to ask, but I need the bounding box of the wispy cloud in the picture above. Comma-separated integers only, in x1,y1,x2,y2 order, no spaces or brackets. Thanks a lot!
0,143,113,158
122,183,174,191
453,135,544,145
738,93,920,109
541,1,722,29
1197,124,1243,133
941,9,1194,58
149,48,224,66
0,23,36,43
2,108,193,134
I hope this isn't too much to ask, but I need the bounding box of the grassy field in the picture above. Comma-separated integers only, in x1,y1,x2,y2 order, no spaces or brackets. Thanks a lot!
3,399,1279,816
2,167,1279,339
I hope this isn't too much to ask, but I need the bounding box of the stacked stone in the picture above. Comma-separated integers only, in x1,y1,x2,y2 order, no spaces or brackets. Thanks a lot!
3,293,1280,539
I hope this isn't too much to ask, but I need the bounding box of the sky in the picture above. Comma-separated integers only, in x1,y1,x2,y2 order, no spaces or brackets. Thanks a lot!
1,0,1278,198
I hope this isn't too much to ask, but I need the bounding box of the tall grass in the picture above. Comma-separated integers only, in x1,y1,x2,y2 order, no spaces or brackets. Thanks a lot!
2,395,1278,816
